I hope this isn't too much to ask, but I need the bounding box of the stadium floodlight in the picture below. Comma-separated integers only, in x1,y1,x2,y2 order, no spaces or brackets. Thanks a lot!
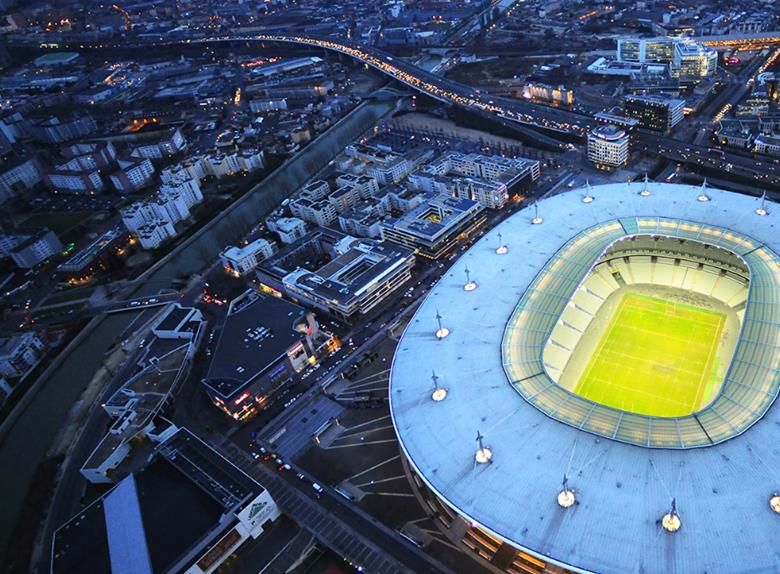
661,498,681,532
464,265,477,291
531,201,544,225
431,370,448,401
639,174,651,197
770,493,780,514
496,230,508,254
435,309,449,339
475,431,493,464
697,178,711,202
583,180,594,203
557,474,576,508
756,191,769,216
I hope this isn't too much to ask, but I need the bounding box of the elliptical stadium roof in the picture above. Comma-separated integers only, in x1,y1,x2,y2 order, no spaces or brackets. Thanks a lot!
389,182,780,574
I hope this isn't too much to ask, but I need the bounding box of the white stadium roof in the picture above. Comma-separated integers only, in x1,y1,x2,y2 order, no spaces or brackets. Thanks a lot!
389,182,780,574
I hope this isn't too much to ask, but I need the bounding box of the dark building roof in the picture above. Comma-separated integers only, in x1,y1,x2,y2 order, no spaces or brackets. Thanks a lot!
203,292,309,399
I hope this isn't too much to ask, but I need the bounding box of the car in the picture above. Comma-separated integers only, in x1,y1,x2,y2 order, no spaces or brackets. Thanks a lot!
296,472,306,480
281,463,292,471
312,483,324,496
129,301,141,307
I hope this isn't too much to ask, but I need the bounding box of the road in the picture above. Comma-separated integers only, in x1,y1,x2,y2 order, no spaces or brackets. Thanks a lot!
214,438,451,574
636,131,780,192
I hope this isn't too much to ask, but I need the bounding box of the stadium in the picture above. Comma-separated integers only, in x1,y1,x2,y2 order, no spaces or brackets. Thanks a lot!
389,181,780,574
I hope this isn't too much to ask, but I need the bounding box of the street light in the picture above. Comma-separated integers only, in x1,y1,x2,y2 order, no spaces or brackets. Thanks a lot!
431,370,447,401
697,178,710,202
531,201,543,224
582,179,594,203
770,493,780,514
464,265,477,291
435,309,449,339
557,474,576,508
639,173,651,197
475,431,493,464
496,230,508,254
756,191,769,216
661,498,681,532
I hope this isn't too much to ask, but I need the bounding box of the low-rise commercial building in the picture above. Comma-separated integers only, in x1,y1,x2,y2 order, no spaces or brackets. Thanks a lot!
523,82,574,105
57,226,128,282
203,290,321,419
57,427,279,574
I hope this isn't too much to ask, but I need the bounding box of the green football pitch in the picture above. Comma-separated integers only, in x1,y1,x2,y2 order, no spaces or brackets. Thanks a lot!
574,293,726,417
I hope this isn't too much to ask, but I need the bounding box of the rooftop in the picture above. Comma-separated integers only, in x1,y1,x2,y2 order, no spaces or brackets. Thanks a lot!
204,291,309,399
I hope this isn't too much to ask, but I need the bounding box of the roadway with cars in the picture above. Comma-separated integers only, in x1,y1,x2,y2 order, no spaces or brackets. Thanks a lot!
636,131,780,192
214,438,451,574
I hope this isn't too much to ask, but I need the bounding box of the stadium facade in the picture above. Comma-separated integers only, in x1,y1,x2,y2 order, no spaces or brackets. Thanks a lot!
389,182,780,574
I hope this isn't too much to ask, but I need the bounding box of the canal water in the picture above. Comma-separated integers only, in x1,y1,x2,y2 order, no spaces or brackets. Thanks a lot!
0,99,395,562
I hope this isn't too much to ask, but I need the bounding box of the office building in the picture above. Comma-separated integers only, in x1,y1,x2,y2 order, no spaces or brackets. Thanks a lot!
673,41,718,78
380,193,486,259
281,236,414,319
615,37,716,79
624,95,684,132
203,290,321,419
588,125,630,170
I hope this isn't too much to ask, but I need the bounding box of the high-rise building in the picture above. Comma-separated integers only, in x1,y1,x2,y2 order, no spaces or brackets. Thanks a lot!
588,125,630,171
624,95,685,132
673,41,718,78
616,37,716,79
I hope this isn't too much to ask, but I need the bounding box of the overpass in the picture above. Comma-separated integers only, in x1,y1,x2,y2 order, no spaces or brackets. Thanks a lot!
142,33,594,147
698,31,780,49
